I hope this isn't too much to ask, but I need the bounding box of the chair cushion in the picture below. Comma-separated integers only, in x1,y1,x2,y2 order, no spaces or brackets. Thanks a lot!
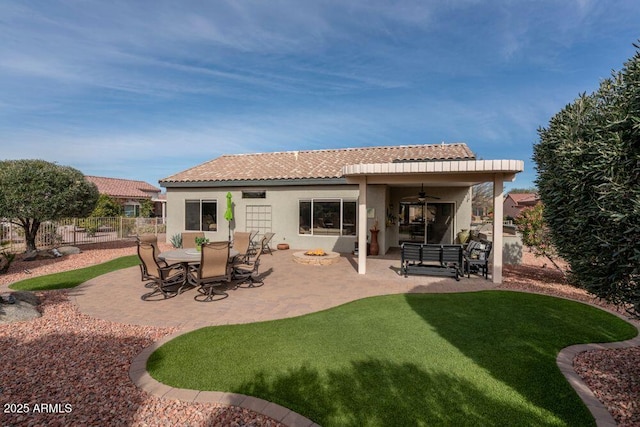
468,242,486,259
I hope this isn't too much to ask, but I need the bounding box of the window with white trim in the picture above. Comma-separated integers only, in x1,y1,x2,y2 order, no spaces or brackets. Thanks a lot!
185,199,217,231
299,199,356,236
123,203,140,218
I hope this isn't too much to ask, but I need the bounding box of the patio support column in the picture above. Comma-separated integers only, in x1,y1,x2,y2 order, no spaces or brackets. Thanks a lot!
492,174,504,283
357,176,368,274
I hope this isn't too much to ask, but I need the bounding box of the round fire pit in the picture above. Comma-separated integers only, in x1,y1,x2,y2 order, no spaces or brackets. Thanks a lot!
292,250,341,266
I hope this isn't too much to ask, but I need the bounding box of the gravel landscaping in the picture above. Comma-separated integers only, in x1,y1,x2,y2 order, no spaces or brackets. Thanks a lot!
0,241,638,426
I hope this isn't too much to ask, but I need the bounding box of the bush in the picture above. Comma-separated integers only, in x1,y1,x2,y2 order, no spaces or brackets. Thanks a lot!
515,204,565,275
534,43,640,317
0,251,15,274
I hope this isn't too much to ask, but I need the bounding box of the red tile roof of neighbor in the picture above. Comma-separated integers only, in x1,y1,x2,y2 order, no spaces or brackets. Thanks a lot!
508,193,539,205
161,143,475,183
85,176,161,199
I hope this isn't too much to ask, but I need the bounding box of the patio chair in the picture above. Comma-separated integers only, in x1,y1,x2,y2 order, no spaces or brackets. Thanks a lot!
464,239,493,279
136,234,163,283
232,231,252,262
233,236,267,288
190,241,231,302
137,242,186,301
181,232,205,249
247,230,259,255
262,232,275,255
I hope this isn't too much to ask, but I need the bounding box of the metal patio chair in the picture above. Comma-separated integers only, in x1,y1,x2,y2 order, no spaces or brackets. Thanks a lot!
190,241,232,302
233,236,267,288
137,242,186,301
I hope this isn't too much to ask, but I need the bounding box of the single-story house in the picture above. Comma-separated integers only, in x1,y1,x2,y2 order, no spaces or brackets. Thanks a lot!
503,192,540,220
85,176,166,218
159,143,523,282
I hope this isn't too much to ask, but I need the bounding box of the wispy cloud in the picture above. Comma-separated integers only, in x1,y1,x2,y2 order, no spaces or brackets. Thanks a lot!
2,0,640,190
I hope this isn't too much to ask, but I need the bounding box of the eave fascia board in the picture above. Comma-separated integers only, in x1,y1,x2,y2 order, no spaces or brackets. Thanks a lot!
160,177,348,189
341,159,524,176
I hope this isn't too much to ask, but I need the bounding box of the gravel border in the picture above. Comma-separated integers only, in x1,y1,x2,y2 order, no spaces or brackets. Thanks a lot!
1,245,638,426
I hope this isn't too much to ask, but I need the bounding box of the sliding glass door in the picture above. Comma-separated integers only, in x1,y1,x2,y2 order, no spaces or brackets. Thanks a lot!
398,202,454,244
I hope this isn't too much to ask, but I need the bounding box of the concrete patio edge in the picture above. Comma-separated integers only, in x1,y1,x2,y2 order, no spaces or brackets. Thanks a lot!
129,328,319,427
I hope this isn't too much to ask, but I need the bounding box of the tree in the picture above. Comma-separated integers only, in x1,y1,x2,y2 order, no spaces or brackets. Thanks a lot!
90,194,122,217
0,160,99,252
139,199,154,218
508,187,538,194
533,43,640,317
515,203,565,275
471,182,493,217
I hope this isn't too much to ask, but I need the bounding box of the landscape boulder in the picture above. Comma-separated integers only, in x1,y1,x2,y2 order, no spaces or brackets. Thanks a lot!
0,291,41,324
57,246,82,255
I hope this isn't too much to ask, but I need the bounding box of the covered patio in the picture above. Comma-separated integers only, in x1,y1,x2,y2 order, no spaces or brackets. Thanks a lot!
343,159,524,283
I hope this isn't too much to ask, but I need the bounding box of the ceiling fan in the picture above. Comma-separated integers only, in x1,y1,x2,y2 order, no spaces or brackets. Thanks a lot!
402,184,440,203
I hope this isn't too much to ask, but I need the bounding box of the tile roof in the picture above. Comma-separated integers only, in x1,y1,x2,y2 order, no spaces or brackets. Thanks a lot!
161,143,475,183
507,193,539,205
85,176,161,199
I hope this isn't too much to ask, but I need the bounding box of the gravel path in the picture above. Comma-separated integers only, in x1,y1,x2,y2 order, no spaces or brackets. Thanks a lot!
1,243,638,426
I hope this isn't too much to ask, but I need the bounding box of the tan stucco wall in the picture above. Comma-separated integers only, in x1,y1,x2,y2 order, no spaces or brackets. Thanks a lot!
166,185,360,253
165,184,472,254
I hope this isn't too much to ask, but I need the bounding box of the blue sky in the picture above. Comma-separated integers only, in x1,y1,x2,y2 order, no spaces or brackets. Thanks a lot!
2,1,639,192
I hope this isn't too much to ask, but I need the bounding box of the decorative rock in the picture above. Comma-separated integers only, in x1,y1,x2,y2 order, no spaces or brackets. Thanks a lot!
23,250,38,261
12,291,41,306
0,292,41,324
57,246,82,255
0,300,41,323
38,250,57,259
1,293,16,304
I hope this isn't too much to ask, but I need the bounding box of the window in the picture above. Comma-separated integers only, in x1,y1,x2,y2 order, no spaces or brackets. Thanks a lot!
185,200,217,231
299,199,356,236
123,203,140,218
242,191,266,199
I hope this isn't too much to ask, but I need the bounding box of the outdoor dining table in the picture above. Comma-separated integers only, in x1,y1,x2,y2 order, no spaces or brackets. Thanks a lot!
158,248,240,290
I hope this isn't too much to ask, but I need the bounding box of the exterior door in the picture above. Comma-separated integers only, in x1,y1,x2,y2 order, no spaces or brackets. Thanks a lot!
399,202,454,244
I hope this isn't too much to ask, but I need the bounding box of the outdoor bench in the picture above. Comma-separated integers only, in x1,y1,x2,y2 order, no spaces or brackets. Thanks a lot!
401,243,464,281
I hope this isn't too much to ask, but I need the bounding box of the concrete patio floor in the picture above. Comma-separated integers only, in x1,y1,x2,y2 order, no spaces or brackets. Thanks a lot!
69,248,497,330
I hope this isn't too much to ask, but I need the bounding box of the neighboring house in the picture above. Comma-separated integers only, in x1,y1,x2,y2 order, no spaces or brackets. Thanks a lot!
85,176,165,218
160,143,523,281
503,193,540,220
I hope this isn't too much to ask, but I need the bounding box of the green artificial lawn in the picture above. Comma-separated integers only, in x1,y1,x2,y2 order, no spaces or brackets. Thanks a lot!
9,255,139,291
148,291,637,427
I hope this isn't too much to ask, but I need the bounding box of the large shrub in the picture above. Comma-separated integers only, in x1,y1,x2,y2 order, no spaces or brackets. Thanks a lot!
91,194,122,217
0,160,99,252
533,44,640,317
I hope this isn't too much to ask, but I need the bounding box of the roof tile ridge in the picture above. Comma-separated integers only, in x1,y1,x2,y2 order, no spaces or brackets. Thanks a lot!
86,175,150,184
217,142,472,157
